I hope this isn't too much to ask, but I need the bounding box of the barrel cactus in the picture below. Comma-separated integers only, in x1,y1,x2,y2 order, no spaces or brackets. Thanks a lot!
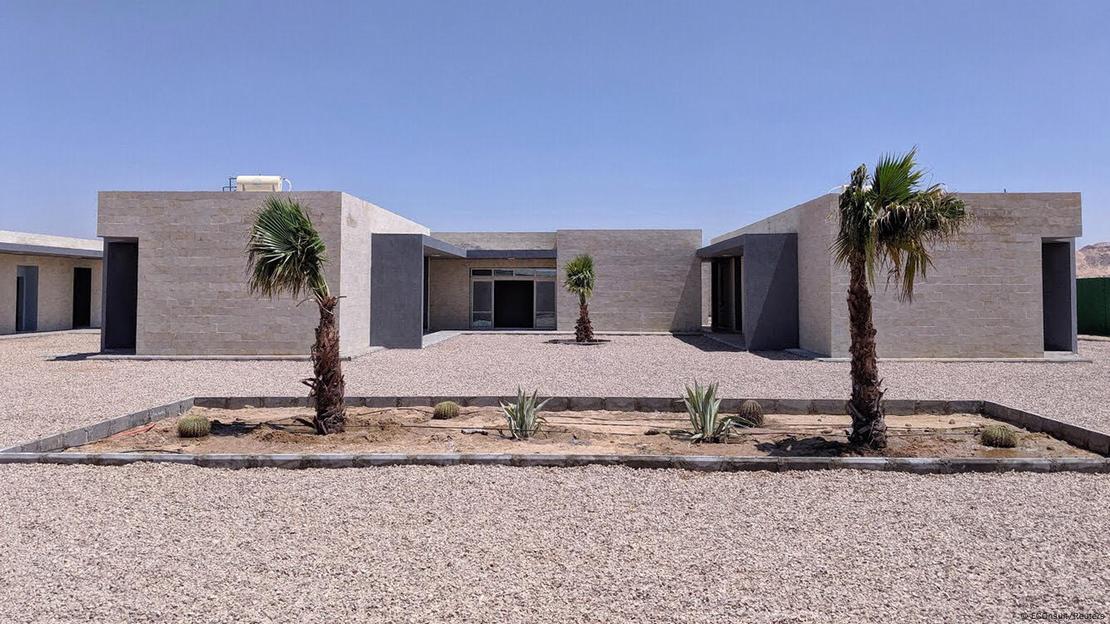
433,401,460,420
980,424,1018,448
737,400,764,427
177,414,211,438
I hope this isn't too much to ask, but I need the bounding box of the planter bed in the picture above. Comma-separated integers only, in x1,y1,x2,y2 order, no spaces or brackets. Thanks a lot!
1,396,1108,472
66,405,1101,460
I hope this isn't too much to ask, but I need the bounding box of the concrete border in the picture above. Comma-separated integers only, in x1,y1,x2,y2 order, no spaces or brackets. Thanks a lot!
0,452,1106,473
1,396,1107,471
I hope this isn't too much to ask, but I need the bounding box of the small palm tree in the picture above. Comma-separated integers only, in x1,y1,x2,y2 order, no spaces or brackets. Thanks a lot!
247,196,346,434
833,149,967,449
563,254,596,342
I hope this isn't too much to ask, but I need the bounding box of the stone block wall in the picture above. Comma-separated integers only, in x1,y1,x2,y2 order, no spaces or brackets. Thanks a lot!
554,230,703,332
717,192,1082,358
97,191,426,356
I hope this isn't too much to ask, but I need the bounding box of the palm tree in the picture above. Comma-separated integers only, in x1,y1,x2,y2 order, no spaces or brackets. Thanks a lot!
247,196,346,434
563,254,596,342
833,149,968,449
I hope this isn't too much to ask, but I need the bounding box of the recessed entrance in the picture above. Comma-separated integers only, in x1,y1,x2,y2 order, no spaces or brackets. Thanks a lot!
1042,240,1075,351
15,265,38,332
72,267,92,328
103,240,138,350
494,281,534,328
710,257,741,332
469,268,556,330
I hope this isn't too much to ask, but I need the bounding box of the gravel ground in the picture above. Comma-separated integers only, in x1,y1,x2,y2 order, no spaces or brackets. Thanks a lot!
1,464,1107,623
1,331,1109,623
3,331,1110,448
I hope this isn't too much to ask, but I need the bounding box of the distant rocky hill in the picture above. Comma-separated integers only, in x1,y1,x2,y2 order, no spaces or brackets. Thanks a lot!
1077,243,1110,278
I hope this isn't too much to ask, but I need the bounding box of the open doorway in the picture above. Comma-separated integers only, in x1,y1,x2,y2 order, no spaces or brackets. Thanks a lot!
15,265,38,332
103,240,138,350
710,257,741,332
1042,240,1075,351
72,267,92,328
493,280,535,328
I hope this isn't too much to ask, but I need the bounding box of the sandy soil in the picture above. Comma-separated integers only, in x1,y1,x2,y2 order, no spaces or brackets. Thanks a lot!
71,405,1098,458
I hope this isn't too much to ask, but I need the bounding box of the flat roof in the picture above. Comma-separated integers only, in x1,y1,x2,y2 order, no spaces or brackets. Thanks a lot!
0,230,102,259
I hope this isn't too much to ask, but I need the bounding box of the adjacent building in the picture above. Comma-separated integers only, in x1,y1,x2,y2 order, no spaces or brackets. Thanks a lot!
93,188,1081,359
1,230,103,335
700,192,1082,358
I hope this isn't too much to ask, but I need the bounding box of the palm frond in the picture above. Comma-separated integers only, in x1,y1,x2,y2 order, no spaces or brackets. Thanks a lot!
246,196,330,302
832,149,968,300
563,254,596,300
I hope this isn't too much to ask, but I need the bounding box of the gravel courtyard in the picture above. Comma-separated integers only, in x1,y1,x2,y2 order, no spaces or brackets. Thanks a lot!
1,331,1108,623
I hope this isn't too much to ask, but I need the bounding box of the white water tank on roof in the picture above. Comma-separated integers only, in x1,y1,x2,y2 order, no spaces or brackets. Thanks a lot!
235,175,290,192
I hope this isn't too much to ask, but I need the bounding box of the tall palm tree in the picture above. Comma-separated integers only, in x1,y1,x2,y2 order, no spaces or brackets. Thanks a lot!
563,254,596,342
833,149,968,449
247,196,346,434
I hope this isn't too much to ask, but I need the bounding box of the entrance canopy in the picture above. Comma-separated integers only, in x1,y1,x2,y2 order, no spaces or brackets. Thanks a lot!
696,233,800,351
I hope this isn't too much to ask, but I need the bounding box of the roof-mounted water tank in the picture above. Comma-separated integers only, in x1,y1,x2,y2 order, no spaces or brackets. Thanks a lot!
225,175,292,192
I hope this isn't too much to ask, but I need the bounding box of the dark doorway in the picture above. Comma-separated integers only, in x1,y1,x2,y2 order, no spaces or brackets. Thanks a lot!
710,258,741,332
1042,241,1075,351
103,241,138,350
72,267,92,328
732,257,743,331
15,265,38,332
494,280,534,328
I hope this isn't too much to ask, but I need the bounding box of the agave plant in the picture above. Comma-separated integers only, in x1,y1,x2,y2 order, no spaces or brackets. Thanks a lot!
678,381,747,443
500,388,550,440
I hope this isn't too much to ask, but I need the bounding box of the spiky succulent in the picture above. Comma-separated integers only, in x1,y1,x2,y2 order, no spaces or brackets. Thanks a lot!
500,388,550,440
433,401,460,420
678,381,748,443
980,424,1018,448
177,414,211,438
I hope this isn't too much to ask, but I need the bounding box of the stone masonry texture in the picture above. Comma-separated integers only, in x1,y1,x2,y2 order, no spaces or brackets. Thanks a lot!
555,229,703,332
97,192,426,356
713,192,1082,358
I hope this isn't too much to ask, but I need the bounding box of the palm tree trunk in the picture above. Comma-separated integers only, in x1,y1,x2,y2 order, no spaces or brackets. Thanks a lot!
309,295,346,434
846,254,887,449
575,293,594,343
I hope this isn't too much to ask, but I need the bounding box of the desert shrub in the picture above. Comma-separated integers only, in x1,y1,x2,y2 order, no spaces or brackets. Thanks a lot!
679,381,748,443
433,401,460,420
500,388,549,440
980,424,1018,448
737,400,764,427
177,414,211,438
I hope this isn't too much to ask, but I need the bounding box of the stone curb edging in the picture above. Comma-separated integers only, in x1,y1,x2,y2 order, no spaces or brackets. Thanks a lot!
1,396,1107,471
191,395,990,417
0,398,195,454
0,452,1107,473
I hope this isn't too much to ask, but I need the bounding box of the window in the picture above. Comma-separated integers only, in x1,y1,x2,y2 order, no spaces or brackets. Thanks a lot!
471,280,493,328
469,267,557,329
535,281,556,329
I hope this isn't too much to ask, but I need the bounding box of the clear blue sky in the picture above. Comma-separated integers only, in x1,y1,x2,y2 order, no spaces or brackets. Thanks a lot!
1,0,1107,244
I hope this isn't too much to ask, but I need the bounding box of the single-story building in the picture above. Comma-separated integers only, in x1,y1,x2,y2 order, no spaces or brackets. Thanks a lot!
96,191,701,355
1,230,103,334
95,188,1081,359
700,192,1082,358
